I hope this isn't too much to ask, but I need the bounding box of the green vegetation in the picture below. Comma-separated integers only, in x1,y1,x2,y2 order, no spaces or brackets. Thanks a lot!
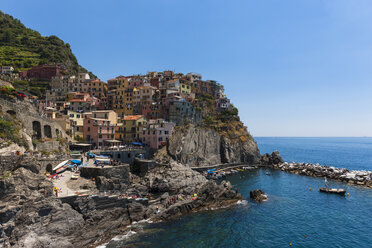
0,11,94,76
0,115,28,149
196,93,251,143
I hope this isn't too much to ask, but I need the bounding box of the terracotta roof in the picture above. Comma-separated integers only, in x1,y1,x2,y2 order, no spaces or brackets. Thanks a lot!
123,115,144,121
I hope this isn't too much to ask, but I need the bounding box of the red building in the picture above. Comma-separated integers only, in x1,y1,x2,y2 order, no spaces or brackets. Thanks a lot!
24,65,62,80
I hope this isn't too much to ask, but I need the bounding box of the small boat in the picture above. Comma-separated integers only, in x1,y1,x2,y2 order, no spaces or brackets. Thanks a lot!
55,165,67,174
71,159,82,165
71,173,80,180
266,172,271,176
319,187,346,195
52,160,69,171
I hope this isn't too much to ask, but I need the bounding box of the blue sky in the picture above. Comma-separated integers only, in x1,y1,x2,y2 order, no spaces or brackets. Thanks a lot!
2,0,372,137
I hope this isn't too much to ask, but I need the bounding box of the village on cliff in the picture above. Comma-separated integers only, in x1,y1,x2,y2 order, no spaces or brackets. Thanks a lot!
0,65,231,151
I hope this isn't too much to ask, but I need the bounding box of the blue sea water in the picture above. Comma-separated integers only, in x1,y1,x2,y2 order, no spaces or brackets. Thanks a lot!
107,138,372,248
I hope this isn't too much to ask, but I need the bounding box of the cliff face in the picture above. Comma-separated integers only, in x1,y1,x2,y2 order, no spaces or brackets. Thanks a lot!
0,96,69,155
165,125,260,167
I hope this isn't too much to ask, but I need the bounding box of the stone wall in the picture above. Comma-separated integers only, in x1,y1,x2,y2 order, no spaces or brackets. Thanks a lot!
0,98,69,141
0,155,70,175
80,164,130,191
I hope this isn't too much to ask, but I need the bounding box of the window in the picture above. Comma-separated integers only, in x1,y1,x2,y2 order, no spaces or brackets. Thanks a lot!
159,130,162,135
165,131,169,135
87,127,90,131
69,114,74,117
99,134,102,138
88,120,90,124
159,137,163,141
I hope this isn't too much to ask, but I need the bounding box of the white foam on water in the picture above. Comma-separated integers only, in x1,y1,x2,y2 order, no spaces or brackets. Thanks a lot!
119,230,137,240
237,200,248,205
96,243,108,248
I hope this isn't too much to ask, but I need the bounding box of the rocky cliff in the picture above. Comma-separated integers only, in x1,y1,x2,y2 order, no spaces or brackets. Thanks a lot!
164,124,260,167
0,156,242,247
0,95,69,155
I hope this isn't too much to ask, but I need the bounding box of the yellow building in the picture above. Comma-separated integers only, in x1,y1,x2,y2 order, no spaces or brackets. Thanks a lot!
87,79,108,99
113,78,134,117
68,110,85,139
121,115,147,143
180,83,191,95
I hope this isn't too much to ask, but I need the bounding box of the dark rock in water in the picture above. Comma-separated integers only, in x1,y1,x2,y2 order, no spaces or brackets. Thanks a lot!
260,151,283,165
250,189,267,202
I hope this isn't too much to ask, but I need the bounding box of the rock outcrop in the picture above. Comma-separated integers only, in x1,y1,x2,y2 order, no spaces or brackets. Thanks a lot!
0,156,243,247
250,189,267,202
0,97,69,155
260,151,283,165
166,125,260,167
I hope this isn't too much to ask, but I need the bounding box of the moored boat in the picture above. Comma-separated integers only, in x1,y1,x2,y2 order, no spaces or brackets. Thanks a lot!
52,160,69,171
55,165,67,174
319,187,346,195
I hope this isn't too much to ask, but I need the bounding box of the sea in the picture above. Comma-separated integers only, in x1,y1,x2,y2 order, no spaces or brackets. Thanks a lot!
104,137,372,248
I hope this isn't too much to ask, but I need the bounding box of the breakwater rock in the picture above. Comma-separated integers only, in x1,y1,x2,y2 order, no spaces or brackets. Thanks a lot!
266,161,372,188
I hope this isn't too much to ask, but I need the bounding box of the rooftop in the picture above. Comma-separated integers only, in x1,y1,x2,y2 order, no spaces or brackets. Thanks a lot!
123,115,144,121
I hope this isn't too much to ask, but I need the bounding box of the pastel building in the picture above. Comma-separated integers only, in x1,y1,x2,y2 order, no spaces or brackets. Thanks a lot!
140,119,175,149
120,115,147,143
83,110,118,148
68,110,84,139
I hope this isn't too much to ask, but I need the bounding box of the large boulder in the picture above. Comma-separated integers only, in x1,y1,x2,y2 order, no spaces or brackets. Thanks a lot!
260,151,283,165
250,189,267,202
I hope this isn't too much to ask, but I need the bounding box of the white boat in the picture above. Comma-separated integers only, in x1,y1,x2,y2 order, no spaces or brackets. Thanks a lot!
53,160,69,171
71,173,80,180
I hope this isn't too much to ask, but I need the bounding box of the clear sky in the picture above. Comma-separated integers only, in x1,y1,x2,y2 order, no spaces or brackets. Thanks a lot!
2,0,372,137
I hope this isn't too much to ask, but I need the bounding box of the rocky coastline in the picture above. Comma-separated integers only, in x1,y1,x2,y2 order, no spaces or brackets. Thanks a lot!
261,152,372,188
0,156,243,248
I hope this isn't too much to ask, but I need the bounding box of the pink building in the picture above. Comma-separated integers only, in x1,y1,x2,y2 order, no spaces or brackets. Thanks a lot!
83,110,118,148
139,119,175,149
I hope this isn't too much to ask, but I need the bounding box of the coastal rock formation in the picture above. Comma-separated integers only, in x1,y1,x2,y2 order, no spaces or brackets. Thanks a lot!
260,151,283,165
266,162,372,188
144,160,207,194
250,189,267,202
166,125,260,167
0,157,83,248
0,156,243,247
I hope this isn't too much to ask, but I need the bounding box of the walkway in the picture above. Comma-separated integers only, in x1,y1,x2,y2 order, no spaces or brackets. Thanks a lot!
52,171,76,197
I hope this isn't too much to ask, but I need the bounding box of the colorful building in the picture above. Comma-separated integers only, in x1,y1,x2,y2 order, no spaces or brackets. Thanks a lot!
120,115,147,143
113,80,134,117
68,110,84,139
139,119,175,149
83,110,118,148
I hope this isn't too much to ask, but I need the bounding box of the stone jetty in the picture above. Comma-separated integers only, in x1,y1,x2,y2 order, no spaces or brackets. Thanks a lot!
268,161,372,188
